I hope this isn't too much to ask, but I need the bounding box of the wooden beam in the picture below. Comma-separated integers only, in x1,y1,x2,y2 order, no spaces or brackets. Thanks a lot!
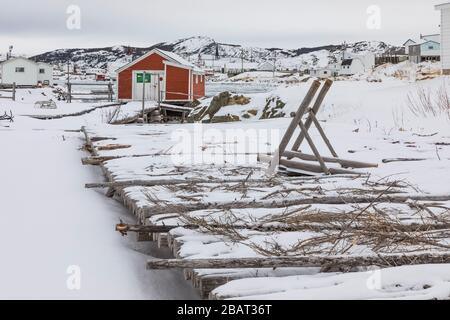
87,173,369,189
308,110,338,158
119,222,450,235
30,103,124,120
85,178,276,189
146,252,450,270
283,151,378,169
291,79,333,152
297,120,330,174
81,126,98,156
141,194,450,216
279,158,357,175
277,80,321,157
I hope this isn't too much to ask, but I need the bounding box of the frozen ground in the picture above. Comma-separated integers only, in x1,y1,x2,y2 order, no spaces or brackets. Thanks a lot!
1,70,450,300
0,89,198,299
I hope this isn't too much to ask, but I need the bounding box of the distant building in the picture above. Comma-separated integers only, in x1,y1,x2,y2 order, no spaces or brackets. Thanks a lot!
116,48,205,103
376,46,408,66
436,3,450,74
403,34,441,64
310,67,337,78
0,57,53,86
257,61,275,72
403,39,416,55
310,51,375,78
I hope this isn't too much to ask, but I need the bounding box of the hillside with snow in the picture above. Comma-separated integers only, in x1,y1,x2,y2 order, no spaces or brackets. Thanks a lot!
30,36,403,73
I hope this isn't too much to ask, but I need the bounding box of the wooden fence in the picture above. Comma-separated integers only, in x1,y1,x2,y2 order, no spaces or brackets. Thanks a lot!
66,82,114,103
0,83,16,101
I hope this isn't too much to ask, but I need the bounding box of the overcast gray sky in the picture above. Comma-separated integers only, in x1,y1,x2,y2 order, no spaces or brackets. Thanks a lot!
0,0,445,55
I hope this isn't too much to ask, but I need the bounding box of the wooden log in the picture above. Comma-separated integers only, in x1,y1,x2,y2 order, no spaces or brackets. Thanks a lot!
82,152,261,166
277,80,321,157
85,178,276,189
308,111,338,158
279,158,357,175
291,79,333,152
81,126,99,157
97,144,131,151
142,194,450,216
283,151,378,169
118,222,450,234
146,252,450,270
105,187,116,198
82,156,122,165
90,136,117,142
382,158,428,164
296,119,330,174
29,103,124,120
87,173,368,190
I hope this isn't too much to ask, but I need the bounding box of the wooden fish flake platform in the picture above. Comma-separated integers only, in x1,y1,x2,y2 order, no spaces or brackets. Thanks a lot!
80,81,450,299
80,120,450,300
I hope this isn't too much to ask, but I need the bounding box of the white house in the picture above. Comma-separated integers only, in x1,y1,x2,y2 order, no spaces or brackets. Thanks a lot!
436,3,450,74
311,51,375,78
0,57,53,86
310,68,332,78
403,39,416,55
339,52,375,75
408,40,441,63
403,34,441,63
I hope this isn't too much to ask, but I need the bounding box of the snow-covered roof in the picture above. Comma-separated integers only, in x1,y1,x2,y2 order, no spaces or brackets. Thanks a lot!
435,2,450,10
0,57,52,67
403,39,416,46
116,48,204,73
409,39,440,46
158,49,195,68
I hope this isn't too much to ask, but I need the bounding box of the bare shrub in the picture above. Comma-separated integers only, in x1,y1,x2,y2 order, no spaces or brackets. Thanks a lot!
406,82,450,119
101,105,122,124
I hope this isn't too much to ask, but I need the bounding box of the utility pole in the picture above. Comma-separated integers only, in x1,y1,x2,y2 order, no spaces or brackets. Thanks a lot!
7,45,13,60
157,74,161,110
67,61,71,103
273,51,277,78
142,71,146,123
342,41,347,61
241,48,244,73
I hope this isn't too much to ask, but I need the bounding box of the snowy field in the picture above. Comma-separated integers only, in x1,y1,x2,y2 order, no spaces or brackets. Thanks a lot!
0,90,199,299
1,68,450,299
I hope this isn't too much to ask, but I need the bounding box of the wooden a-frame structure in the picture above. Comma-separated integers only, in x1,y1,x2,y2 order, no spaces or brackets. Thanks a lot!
268,79,378,176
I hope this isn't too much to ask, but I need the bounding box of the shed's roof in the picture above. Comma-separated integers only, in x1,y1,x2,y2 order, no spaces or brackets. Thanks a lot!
116,48,204,73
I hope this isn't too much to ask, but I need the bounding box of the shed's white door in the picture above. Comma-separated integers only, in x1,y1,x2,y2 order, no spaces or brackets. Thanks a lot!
132,71,162,101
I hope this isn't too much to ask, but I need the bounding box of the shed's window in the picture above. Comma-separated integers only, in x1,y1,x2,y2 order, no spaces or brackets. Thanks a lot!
429,46,434,50
39,68,45,74
15,67,25,73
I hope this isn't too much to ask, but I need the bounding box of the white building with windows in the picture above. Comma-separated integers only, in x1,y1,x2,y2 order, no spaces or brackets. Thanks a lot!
403,34,441,64
436,3,450,74
0,57,53,86
311,51,375,78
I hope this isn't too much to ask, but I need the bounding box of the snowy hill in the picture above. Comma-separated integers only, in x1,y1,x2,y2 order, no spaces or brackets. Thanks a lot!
30,36,402,73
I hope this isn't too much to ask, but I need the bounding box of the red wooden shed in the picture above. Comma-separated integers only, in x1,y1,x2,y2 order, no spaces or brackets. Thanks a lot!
116,48,205,103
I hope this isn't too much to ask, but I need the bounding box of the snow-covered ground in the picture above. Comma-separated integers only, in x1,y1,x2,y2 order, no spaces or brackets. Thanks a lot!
0,90,198,299
1,70,450,299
